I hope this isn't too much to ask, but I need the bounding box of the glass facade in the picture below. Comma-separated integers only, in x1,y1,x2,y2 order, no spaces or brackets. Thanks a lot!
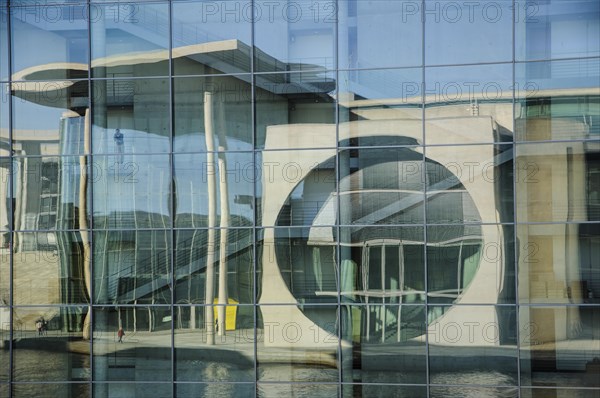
0,0,599,397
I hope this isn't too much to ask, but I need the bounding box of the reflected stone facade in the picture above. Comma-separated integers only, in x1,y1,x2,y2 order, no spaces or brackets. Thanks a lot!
0,0,599,397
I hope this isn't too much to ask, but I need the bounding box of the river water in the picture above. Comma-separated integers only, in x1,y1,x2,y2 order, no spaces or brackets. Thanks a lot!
4,349,599,397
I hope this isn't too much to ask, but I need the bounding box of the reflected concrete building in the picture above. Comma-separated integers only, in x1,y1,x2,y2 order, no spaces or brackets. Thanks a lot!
0,0,599,397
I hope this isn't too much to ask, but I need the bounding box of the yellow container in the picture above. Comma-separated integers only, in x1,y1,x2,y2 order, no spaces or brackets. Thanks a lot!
213,298,239,331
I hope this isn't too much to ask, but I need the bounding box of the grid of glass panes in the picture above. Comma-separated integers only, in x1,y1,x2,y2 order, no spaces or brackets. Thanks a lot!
0,0,598,397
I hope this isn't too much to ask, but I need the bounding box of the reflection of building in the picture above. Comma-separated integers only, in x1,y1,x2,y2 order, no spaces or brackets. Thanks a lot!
259,117,515,347
0,1,599,397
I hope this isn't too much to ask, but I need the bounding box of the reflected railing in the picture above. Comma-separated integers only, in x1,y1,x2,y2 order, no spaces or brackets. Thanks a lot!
549,57,600,79
102,229,253,304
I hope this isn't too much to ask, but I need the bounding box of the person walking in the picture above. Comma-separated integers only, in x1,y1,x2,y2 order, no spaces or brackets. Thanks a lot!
117,327,125,343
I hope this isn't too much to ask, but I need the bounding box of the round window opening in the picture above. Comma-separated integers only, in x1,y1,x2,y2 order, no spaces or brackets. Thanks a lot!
273,144,483,341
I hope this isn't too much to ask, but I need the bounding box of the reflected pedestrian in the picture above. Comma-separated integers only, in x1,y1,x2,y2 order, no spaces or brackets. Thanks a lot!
117,327,125,343
36,319,43,336
114,128,124,164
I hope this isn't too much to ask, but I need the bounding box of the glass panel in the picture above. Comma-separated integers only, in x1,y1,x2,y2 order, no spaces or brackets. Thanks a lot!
174,305,254,382
13,383,90,398
254,0,335,72
12,80,89,154
12,156,90,231
92,78,170,154
91,3,169,78
257,227,336,305
520,305,600,388
0,241,5,380
516,0,600,61
0,83,7,158
339,226,425,305
13,231,90,305
338,1,422,69
521,388,600,398
0,147,8,249
173,153,254,228
11,3,88,80
515,142,596,223
172,0,252,75
93,383,172,398
10,0,87,5
0,239,8,302
93,307,172,382
430,387,518,397
425,144,514,224
176,383,253,397
256,305,339,382
12,306,90,381
173,76,253,152
0,307,7,381
0,5,8,82
255,71,336,149
427,305,519,385
339,147,425,226
518,223,600,304
341,385,427,398
515,59,600,142
92,154,171,229
174,228,253,304
93,230,171,305
257,149,335,228
424,0,512,65
368,248,383,290
338,68,422,147
340,304,427,384
425,64,513,145
91,0,165,2
428,225,516,305
258,384,339,397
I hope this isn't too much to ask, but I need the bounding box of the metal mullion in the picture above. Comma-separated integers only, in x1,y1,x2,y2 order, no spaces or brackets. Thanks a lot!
85,0,95,395
381,245,386,342
250,0,258,394
421,0,430,395
333,0,342,393
457,241,463,292
335,144,343,388
398,244,404,343
6,1,14,396
512,1,522,396
167,0,175,395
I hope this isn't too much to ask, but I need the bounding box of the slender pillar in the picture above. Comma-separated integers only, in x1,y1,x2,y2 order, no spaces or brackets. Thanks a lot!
204,92,216,345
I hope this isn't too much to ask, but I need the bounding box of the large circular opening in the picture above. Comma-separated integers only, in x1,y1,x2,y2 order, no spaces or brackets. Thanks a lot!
273,142,484,341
